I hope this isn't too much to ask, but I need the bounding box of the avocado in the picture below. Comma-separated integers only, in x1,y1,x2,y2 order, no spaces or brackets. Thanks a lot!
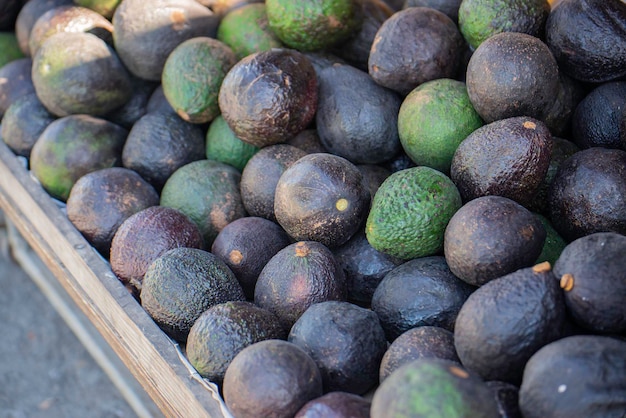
444,195,546,287
370,358,501,418
205,115,260,172
159,159,247,247
526,136,580,216
450,116,553,206
288,300,388,394
368,6,464,95
140,247,245,342
486,381,522,418
454,263,566,384
333,229,403,306
366,166,462,260
211,216,292,299
104,77,158,130
254,241,347,330
285,129,328,154
372,256,475,340
331,0,393,71
29,114,127,202
239,143,307,222
66,167,159,256
540,73,587,138
73,0,122,19
162,37,237,124
202,0,264,18
545,0,626,83
548,147,626,241
109,206,204,293
519,335,626,417
186,300,286,384
112,0,219,81
145,85,176,116
274,153,371,248
0,57,35,117
465,32,559,123
265,0,362,52
27,5,114,56
315,63,402,164
294,391,371,418
457,0,550,50
218,48,318,147
121,111,206,191
223,339,323,418
379,326,460,382
0,32,24,68
404,0,462,23
571,81,626,150
216,3,283,61
0,93,55,158
15,0,73,55
31,31,132,117
356,163,391,199
553,232,626,334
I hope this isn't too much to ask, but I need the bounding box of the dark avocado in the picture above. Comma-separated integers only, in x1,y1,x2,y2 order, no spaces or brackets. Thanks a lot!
109,205,204,293
548,147,626,240
285,129,328,154
105,77,158,130
294,391,371,418
218,48,318,147
444,196,546,287
379,326,460,382
526,136,580,216
0,93,55,158
239,143,307,222
274,153,371,248
357,164,391,199
487,381,522,418
405,0,462,23
185,300,286,384
223,339,323,418
210,216,292,299
145,85,176,116
31,31,132,117
29,114,127,202
112,0,219,81
368,7,464,95
121,112,206,191
571,81,626,150
66,167,159,256
27,5,114,56
371,256,475,340
454,263,566,384
540,72,587,138
553,232,626,334
289,300,387,394
370,358,501,418
519,335,626,418
331,0,393,71
545,0,626,83
254,241,347,330
15,0,73,55
382,149,416,173
0,57,35,117
333,228,403,306
465,32,559,123
315,63,402,164
450,116,553,206
140,247,245,342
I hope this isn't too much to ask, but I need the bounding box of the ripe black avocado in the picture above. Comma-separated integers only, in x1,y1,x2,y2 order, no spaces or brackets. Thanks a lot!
454,263,566,384
519,335,626,418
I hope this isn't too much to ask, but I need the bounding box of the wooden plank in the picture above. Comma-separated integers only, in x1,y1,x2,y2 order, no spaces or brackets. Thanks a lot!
0,143,231,418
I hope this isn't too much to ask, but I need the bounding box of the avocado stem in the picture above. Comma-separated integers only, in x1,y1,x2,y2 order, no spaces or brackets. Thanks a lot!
560,273,574,291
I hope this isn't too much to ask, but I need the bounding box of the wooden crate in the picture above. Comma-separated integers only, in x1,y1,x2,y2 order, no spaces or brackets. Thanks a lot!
0,141,231,417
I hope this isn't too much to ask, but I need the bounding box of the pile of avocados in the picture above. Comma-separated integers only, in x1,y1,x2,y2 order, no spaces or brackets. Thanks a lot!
2,0,626,416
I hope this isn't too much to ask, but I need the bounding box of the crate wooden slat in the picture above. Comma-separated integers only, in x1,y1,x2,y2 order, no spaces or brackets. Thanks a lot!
0,142,230,418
